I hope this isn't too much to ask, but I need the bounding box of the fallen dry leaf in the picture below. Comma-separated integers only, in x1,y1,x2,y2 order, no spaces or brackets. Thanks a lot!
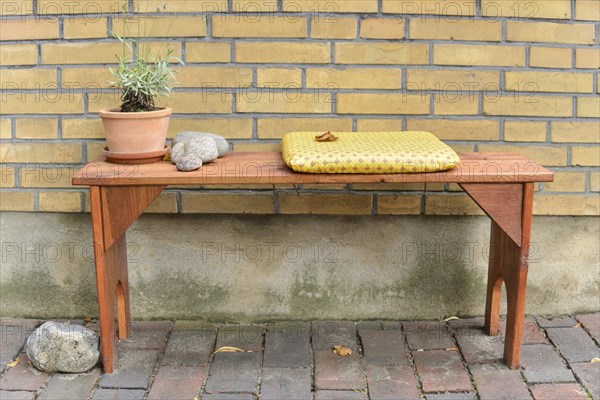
83,316,92,324
591,358,600,363
573,323,581,328
6,358,19,367
214,346,246,354
446,347,459,351
332,345,352,357
315,131,338,142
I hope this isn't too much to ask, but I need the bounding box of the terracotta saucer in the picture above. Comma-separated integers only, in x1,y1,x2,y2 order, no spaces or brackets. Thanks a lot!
102,145,169,164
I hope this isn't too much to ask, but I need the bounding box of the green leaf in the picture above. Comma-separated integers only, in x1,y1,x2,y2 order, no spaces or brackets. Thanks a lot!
107,0,184,111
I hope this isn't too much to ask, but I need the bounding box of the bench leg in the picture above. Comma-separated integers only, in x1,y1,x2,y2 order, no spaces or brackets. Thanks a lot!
484,219,530,369
465,182,534,369
112,234,131,340
91,187,133,373
90,185,165,373
93,233,130,373
484,222,503,336
503,240,528,369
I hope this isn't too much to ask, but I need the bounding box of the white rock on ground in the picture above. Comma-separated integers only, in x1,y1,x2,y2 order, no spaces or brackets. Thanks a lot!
26,321,99,373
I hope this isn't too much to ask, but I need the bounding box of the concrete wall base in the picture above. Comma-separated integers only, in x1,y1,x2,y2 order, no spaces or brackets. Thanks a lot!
1,213,598,321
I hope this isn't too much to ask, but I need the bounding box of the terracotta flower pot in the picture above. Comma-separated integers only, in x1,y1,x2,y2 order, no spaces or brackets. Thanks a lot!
99,107,172,158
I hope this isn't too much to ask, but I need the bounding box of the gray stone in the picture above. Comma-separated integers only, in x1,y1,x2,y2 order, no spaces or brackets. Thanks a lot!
26,321,99,373
176,154,203,172
186,137,219,163
172,137,220,171
170,141,186,164
173,131,230,157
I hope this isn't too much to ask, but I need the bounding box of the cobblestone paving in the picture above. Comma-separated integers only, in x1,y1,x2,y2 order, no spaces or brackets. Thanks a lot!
0,314,598,399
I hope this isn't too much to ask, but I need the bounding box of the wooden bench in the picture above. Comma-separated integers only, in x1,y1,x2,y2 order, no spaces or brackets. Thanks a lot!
72,151,554,373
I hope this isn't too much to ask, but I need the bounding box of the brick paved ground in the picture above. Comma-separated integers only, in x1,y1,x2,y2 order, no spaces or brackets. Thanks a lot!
0,314,598,400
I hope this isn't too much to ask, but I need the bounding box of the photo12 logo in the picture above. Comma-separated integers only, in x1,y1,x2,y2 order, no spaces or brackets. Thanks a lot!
1,241,139,264
200,241,339,264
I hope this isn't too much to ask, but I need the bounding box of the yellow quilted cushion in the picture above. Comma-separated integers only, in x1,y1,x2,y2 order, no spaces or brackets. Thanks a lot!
282,131,460,173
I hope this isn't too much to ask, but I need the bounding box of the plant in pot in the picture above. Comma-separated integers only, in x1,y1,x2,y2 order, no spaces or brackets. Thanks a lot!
100,3,182,164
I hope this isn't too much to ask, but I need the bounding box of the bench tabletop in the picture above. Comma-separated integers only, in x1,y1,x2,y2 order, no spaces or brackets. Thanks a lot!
72,151,554,186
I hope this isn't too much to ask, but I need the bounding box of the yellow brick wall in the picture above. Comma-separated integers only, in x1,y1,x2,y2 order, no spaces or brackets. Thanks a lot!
0,0,598,216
